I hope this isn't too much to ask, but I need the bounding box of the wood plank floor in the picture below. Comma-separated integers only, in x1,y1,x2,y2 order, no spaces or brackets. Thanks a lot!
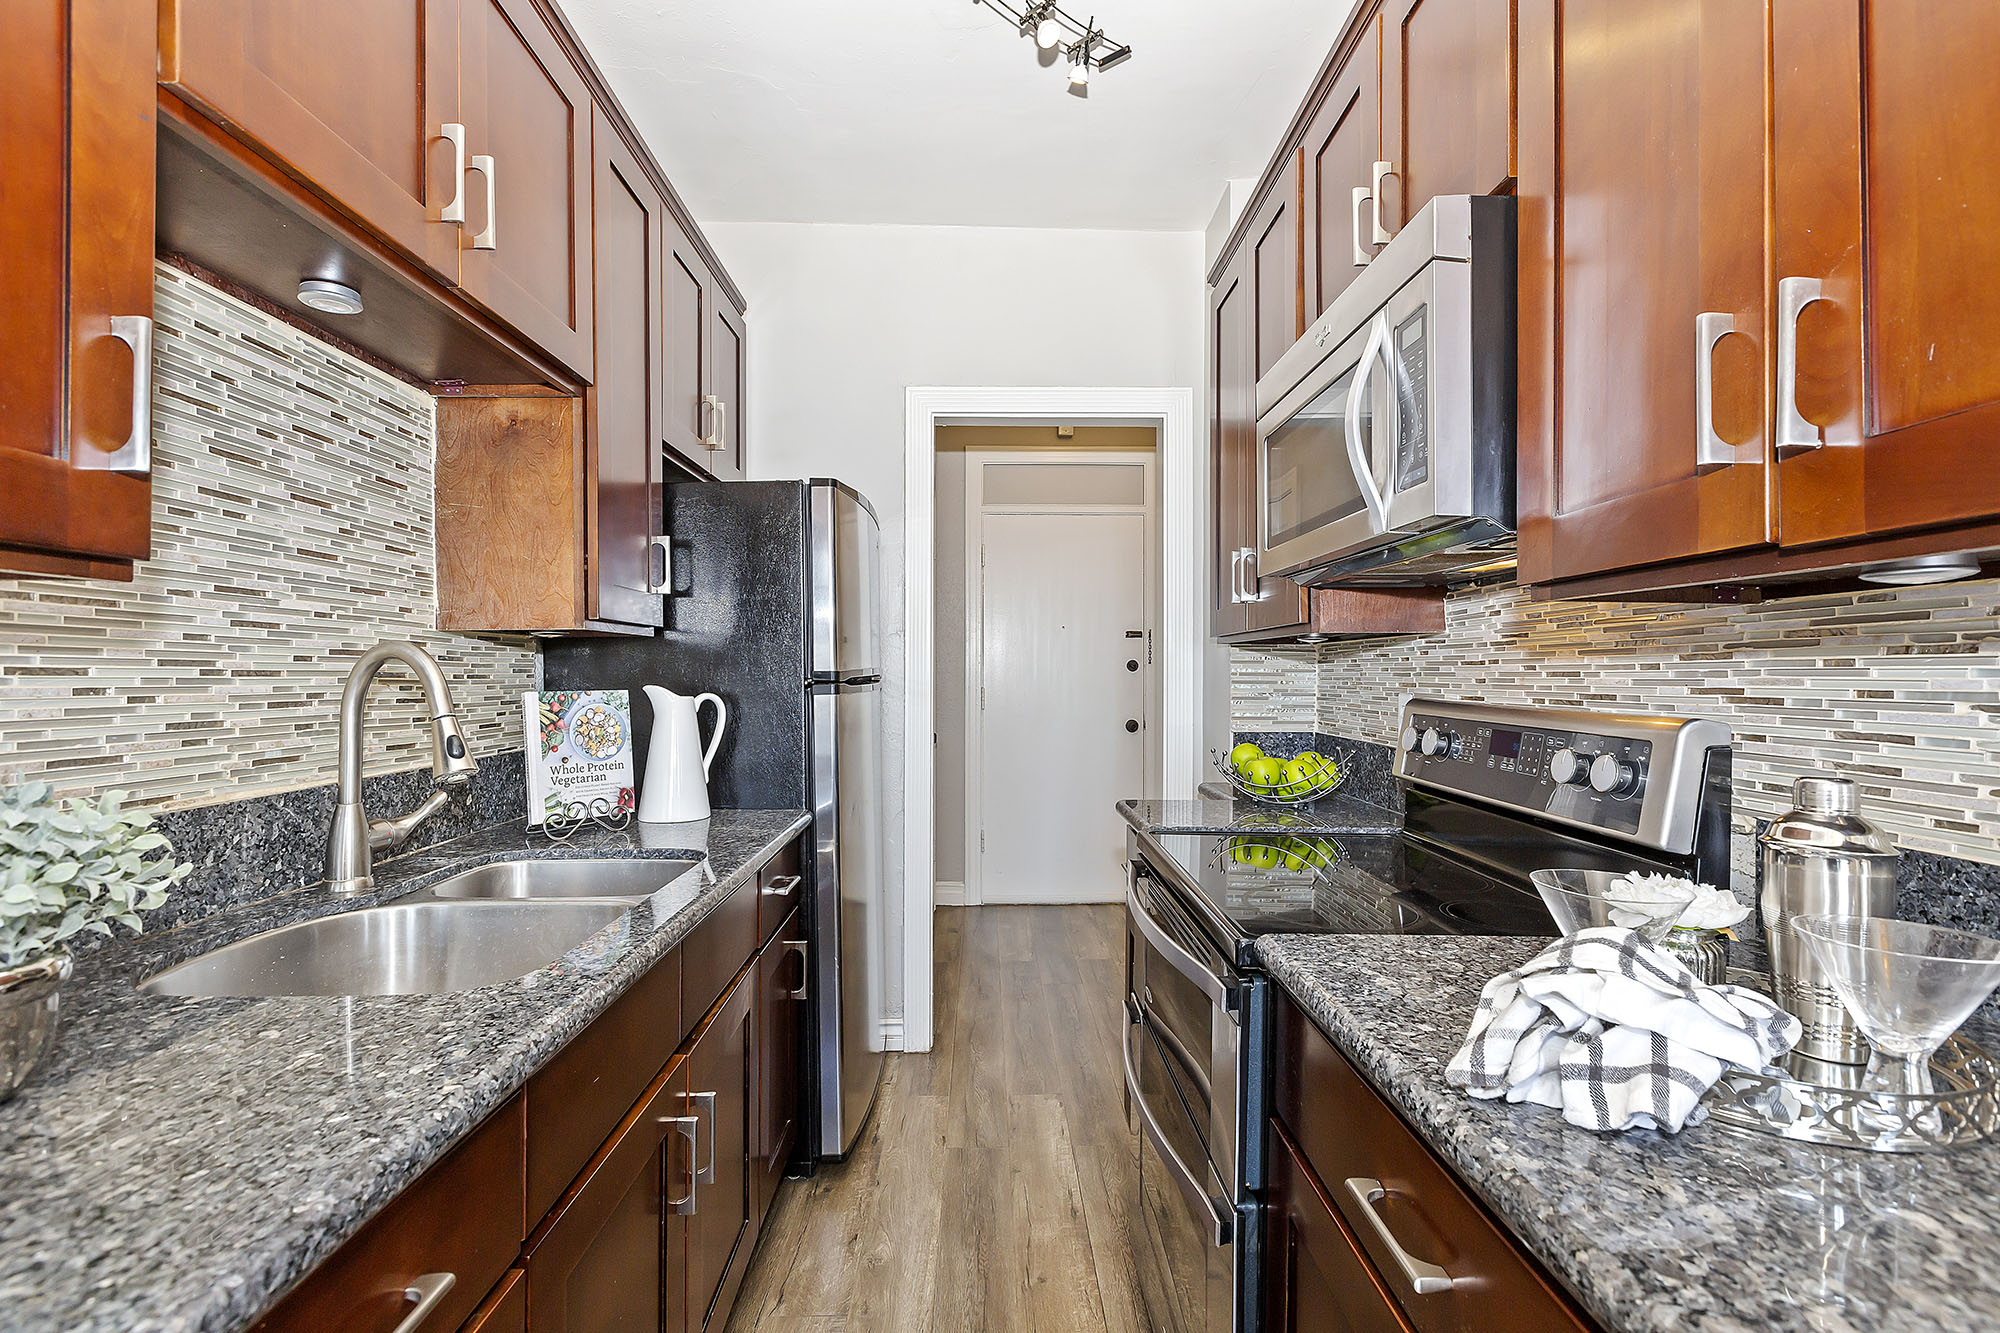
726,904,1146,1332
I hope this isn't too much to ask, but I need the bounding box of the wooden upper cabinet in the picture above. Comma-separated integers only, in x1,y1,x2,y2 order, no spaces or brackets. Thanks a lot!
1301,13,1383,319
662,222,710,474
1210,251,1252,639
158,0,462,282
1,0,155,578
707,297,748,482
587,110,666,628
1249,152,1305,382
1516,0,1769,584
1771,0,2000,550
458,0,595,381
1379,0,1515,234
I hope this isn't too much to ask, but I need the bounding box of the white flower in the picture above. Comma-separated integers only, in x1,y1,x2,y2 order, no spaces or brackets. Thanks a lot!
1613,872,1751,932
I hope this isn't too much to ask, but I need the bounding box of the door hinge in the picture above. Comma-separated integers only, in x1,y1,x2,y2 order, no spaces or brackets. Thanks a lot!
980,829,986,853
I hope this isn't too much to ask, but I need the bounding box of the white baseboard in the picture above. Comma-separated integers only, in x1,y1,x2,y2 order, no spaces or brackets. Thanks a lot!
934,880,967,907
880,1018,906,1052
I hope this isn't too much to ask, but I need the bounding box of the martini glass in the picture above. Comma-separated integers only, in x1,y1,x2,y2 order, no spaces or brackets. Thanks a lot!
1791,915,2000,1099
1528,868,1692,945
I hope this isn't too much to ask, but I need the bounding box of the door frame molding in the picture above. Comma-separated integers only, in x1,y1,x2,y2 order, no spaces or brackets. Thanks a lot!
963,449,1158,907
902,386,1199,1052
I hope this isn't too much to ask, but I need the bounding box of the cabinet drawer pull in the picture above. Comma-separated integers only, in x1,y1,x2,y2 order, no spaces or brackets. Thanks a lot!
1344,1177,1454,1295
661,1113,700,1215
646,535,674,593
781,939,809,1000
690,1089,719,1183
468,155,497,251
1695,312,1752,469
79,316,154,474
1370,160,1396,244
438,123,467,224
390,1271,456,1333
700,394,725,448
1351,185,1373,267
1776,276,1829,453
762,874,802,897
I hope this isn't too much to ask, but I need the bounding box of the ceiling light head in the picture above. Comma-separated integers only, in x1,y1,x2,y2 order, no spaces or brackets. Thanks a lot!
297,279,364,316
1069,54,1090,86
1035,15,1062,48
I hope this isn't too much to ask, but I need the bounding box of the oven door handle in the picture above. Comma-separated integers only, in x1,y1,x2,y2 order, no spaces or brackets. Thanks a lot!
1127,878,1230,1012
1123,1011,1233,1248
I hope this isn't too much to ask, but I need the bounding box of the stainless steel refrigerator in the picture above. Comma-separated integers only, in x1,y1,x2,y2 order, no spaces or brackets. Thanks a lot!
541,479,888,1162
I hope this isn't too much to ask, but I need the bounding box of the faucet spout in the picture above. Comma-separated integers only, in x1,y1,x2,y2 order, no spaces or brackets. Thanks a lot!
325,641,479,895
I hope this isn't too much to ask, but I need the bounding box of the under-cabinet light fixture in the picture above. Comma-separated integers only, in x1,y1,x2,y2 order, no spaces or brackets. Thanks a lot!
977,1,1131,89
297,279,364,316
1856,553,1982,586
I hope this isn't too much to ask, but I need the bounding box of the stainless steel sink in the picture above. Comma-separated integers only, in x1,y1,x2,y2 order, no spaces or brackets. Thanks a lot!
137,900,632,997
427,857,702,903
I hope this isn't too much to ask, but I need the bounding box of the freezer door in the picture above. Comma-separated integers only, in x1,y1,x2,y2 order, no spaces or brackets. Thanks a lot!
813,677,887,1158
810,482,881,682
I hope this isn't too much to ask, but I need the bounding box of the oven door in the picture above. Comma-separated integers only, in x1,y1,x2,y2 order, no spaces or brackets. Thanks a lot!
1126,863,1242,1332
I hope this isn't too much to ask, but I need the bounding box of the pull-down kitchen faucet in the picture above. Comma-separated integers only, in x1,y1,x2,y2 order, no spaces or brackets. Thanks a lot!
324,641,478,895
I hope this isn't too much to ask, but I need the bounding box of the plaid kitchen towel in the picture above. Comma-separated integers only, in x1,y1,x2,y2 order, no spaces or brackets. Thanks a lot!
1444,927,1801,1133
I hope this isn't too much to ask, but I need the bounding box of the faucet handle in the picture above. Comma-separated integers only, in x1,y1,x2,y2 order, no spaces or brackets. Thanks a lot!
368,789,455,852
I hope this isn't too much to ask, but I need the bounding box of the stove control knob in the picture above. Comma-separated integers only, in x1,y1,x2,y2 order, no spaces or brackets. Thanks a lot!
1549,747,1591,786
1401,725,1422,754
1589,752,1638,796
1420,727,1458,759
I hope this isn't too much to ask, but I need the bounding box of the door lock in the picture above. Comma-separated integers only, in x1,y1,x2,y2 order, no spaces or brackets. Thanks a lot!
1126,659,1139,672
1125,719,1140,733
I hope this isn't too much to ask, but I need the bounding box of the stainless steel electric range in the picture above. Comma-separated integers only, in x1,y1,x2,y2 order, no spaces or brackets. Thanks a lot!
1122,697,1734,1333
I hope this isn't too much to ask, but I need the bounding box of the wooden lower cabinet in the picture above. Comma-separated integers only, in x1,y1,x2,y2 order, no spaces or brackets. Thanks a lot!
685,968,758,1330
753,907,807,1223
461,1269,527,1333
1265,1120,1412,1333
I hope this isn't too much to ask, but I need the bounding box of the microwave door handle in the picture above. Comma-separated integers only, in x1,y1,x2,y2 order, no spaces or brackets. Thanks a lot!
1342,313,1391,532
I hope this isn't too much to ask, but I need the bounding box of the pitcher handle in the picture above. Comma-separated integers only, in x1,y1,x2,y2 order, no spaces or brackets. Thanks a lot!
694,693,728,774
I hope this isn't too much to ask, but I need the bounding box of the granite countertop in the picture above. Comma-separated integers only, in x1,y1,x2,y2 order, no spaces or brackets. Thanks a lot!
1118,791,1400,836
0,809,810,1333
1257,934,2000,1332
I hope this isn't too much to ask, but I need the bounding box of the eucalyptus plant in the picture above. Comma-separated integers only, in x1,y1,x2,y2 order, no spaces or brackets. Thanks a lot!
0,782,190,970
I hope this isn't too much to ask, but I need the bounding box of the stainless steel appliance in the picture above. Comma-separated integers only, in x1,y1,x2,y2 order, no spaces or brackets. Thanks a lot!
1254,195,1516,588
542,479,888,1163
1123,697,1732,1331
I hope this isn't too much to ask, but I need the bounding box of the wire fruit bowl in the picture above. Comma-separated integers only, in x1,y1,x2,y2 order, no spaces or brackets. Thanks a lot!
1208,832,1346,882
1211,745,1352,807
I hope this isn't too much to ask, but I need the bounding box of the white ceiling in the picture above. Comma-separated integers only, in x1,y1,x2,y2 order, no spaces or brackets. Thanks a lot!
560,0,1359,231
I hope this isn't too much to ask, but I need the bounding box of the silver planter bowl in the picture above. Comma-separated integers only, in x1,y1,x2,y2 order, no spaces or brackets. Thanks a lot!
0,953,72,1103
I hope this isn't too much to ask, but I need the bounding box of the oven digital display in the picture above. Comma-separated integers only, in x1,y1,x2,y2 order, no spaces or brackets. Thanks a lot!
1489,728,1522,759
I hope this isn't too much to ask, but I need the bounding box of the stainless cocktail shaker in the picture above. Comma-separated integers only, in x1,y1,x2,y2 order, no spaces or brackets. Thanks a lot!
1759,777,1899,1063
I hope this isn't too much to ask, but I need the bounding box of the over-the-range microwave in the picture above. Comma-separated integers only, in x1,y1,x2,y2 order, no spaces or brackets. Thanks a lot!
1256,194,1516,587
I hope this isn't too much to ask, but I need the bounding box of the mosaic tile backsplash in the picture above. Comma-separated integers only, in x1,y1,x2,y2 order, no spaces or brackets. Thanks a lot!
1232,580,2000,867
0,264,539,812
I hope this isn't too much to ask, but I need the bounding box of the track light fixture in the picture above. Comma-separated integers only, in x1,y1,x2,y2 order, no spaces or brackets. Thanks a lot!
976,1,1132,89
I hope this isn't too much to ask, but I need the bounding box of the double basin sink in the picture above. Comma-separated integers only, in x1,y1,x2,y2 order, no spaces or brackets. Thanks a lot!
139,857,705,999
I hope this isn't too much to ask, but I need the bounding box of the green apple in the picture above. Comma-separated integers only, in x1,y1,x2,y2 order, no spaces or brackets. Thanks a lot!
1229,742,1264,774
1281,839,1311,871
1230,839,1253,866
1245,842,1283,870
1242,756,1285,790
1282,757,1322,795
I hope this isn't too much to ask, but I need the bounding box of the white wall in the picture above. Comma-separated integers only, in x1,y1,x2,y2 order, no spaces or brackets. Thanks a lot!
707,221,1205,1028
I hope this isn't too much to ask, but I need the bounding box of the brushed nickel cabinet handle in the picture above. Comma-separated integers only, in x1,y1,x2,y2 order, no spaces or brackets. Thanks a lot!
781,939,809,999
700,393,724,448
646,535,673,593
468,154,497,250
1344,1177,1454,1295
1351,185,1373,267
762,874,802,897
1370,160,1396,244
80,315,153,474
712,396,727,451
1695,312,1753,469
438,123,467,224
1228,549,1245,605
1776,276,1829,453
1242,547,1271,603
690,1090,718,1183
390,1272,456,1333
661,1113,700,1214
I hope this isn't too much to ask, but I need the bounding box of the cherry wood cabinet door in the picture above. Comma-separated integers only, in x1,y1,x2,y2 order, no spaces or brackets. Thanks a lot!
158,0,462,282
524,1056,688,1333
1209,252,1252,638
1771,1,2000,548
1241,157,1313,634
458,0,595,381
1264,1121,1414,1333
1300,13,1384,319
661,221,710,476
684,971,756,1330
586,111,666,629
0,0,154,576
1516,0,1769,584
706,297,748,482
751,908,806,1227
1378,0,1514,235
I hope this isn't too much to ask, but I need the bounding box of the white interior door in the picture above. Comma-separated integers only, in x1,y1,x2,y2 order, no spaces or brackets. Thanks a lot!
976,509,1149,903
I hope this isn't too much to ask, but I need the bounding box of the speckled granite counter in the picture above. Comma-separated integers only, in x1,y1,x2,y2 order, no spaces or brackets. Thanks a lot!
1118,792,1400,835
1256,934,2000,1332
0,809,809,1333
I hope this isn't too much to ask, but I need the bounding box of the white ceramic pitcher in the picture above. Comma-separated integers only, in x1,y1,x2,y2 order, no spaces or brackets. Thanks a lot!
639,685,728,823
